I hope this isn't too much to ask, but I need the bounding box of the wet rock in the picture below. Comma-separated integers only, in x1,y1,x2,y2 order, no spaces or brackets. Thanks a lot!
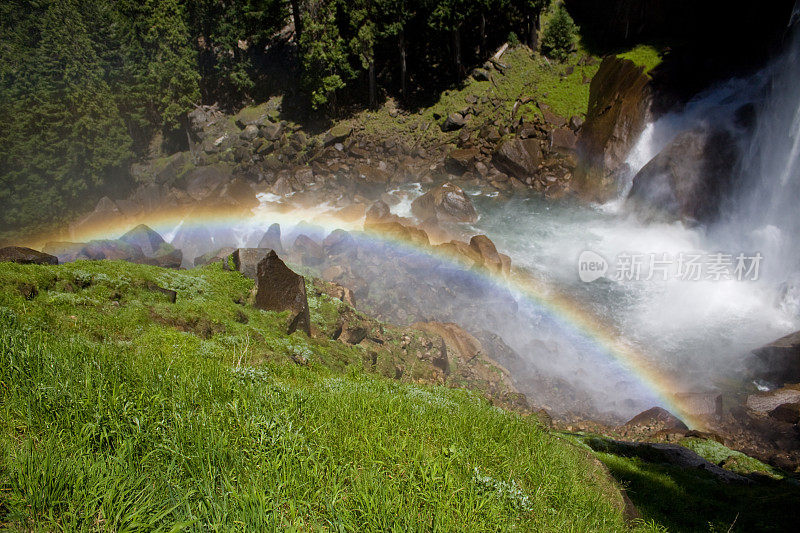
184,164,232,201
575,57,652,201
492,139,542,180
43,242,86,264
569,115,584,131
747,330,800,386
441,113,466,132
769,402,800,424
293,234,325,266
230,248,273,279
445,148,480,175
82,240,146,262
626,127,737,223
365,200,392,222
257,223,283,254
323,229,356,256
469,235,503,273
746,387,800,413
254,250,311,336
674,392,723,418
0,246,58,265
540,109,567,128
625,407,688,430
411,182,478,223
119,224,166,257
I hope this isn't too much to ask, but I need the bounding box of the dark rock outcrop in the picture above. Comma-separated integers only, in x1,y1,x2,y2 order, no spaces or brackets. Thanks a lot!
748,330,800,386
254,250,311,336
575,57,652,201
441,113,466,132
626,127,737,223
625,407,688,430
0,246,58,265
411,182,478,223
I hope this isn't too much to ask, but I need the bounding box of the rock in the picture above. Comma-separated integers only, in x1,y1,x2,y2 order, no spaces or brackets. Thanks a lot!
469,235,503,273
626,127,737,223
184,164,232,201
441,113,466,132
674,392,723,418
320,281,356,308
540,109,567,128
194,247,236,267
365,200,392,222
261,122,284,141
411,182,478,223
575,57,652,202
625,407,688,430
240,124,259,140
445,148,480,175
145,281,177,303
42,242,84,263
569,115,584,131
746,387,800,413
353,164,390,184
0,246,58,265
749,330,800,386
324,124,352,146
82,240,146,262
550,128,578,154
323,229,356,256
271,176,293,196
230,248,273,279
293,234,325,266
70,197,123,236
257,223,283,254
119,224,166,257
492,139,542,180
769,402,800,424
254,250,311,336
472,68,491,81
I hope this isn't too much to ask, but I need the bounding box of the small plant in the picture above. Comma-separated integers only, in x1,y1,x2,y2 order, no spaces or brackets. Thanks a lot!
508,31,520,47
541,3,577,62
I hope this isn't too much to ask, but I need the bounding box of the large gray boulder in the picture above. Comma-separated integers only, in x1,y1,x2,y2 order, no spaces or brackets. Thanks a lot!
230,248,273,279
626,127,737,223
411,182,478,223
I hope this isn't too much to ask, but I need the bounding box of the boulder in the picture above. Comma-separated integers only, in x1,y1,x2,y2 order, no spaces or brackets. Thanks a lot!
82,240,146,262
492,139,542,180
324,124,352,146
749,331,800,386
0,246,58,265
257,223,283,254
673,392,723,418
441,113,466,132
230,248,273,279
626,127,737,223
575,57,652,201
411,182,478,223
550,128,578,154
469,235,503,273
624,407,688,430
194,247,236,267
769,402,800,424
323,229,356,256
145,246,183,269
746,387,800,414
445,148,480,175
293,234,325,266
254,251,311,336
541,109,567,128
365,200,392,222
184,164,232,201
119,224,166,257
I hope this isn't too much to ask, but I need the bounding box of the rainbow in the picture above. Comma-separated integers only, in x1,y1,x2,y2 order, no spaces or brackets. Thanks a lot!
26,200,705,428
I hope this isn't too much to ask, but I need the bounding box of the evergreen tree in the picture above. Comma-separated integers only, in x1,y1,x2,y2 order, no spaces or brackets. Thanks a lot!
541,2,577,61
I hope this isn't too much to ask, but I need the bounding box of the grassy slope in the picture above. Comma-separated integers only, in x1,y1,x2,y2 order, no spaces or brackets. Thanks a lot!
0,261,644,531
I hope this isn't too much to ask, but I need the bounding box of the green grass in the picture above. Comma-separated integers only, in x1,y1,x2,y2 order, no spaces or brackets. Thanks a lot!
616,45,663,74
0,260,643,531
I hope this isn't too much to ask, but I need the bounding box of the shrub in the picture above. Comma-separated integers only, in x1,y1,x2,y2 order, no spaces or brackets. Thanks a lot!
507,31,520,47
542,3,577,61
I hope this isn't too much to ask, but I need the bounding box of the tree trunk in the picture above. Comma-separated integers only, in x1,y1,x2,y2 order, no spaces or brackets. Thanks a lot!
530,12,541,51
480,14,486,57
452,27,462,77
368,59,377,109
399,31,407,100
290,0,303,44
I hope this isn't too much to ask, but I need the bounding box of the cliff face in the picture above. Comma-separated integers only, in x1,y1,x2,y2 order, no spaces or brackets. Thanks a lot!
565,0,796,107
574,57,652,201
